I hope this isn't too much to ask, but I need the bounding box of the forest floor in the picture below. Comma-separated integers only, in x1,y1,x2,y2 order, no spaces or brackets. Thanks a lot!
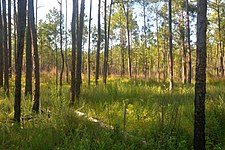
0,75,225,149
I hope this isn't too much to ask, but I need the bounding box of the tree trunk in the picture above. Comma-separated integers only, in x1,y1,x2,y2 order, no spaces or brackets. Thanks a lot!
122,1,132,78
217,0,224,77
186,0,192,84
65,0,69,83
25,25,32,96
194,0,207,149
216,44,219,76
87,0,92,87
55,32,58,88
14,0,26,123
168,0,173,91
120,28,125,77
70,0,78,105
0,1,3,87
58,0,64,95
75,0,85,99
3,0,9,96
8,0,12,78
143,2,147,79
28,0,40,113
156,13,160,82
180,9,186,84
95,0,101,86
103,0,108,85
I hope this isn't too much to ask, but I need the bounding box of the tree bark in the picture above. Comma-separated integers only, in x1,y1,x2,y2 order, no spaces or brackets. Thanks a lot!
13,0,17,72
8,0,12,78
87,0,92,87
180,9,186,84
168,0,173,91
55,30,58,88
3,0,9,96
103,0,108,85
0,1,3,87
75,0,85,99
65,0,69,83
58,0,64,95
143,2,147,79
186,0,192,84
216,0,224,77
14,0,27,123
156,13,160,82
28,0,40,113
70,0,78,105
95,0,101,86
194,0,207,149
122,1,132,78
25,25,32,96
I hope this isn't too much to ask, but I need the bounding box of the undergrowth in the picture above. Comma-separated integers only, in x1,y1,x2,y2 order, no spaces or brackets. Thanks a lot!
0,76,225,149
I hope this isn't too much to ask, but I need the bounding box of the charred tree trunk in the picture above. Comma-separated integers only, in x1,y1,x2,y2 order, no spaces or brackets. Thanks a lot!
3,0,9,95
8,0,12,78
0,1,3,87
186,0,192,84
168,0,173,91
14,0,27,123
58,0,64,95
95,0,101,86
103,0,108,85
87,0,92,87
70,0,78,105
25,25,32,96
194,0,207,149
217,0,224,77
65,0,69,83
75,0,85,99
55,31,58,88
28,0,40,113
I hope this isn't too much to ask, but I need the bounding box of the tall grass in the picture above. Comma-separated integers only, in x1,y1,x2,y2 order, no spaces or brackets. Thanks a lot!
0,76,225,149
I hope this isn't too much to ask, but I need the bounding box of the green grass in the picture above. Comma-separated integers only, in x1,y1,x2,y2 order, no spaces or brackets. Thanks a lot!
0,76,225,149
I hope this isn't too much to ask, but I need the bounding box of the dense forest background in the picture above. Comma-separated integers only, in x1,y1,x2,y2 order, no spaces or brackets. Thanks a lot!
0,0,224,149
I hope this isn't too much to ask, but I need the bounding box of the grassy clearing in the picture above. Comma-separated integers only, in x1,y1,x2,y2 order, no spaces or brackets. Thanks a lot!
0,76,225,149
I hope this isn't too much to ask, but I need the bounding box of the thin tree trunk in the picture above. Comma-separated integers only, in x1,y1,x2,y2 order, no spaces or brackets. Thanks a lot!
65,0,69,83
87,0,92,87
0,1,3,87
58,0,64,95
55,32,58,88
216,44,219,76
168,0,173,91
28,0,40,113
13,0,17,73
70,0,77,105
103,0,108,84
25,25,32,96
120,28,125,77
186,0,192,84
8,0,12,78
194,0,207,149
143,2,147,79
180,9,186,84
156,13,160,82
217,0,223,77
3,0,9,96
14,0,26,123
75,0,85,99
95,0,101,86
122,1,132,78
